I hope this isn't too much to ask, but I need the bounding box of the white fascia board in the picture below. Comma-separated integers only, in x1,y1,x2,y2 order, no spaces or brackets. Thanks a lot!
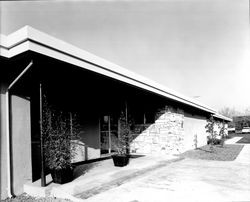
0,34,8,47
220,114,232,122
4,26,29,48
0,47,9,58
29,41,215,113
25,27,216,113
0,34,9,57
0,41,30,58
213,113,232,122
1,26,217,114
7,42,30,58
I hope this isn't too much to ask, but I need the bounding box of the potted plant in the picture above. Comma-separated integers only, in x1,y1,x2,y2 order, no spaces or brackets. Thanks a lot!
112,140,130,167
42,97,80,184
112,112,133,167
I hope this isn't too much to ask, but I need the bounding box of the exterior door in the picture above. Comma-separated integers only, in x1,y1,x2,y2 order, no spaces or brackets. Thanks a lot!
100,115,118,155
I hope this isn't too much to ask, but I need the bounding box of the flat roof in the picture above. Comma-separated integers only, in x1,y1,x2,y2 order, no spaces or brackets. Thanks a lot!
0,26,231,121
213,113,232,122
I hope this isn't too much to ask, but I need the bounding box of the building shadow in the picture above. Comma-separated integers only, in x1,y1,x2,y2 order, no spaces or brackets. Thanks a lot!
129,154,145,159
72,156,111,179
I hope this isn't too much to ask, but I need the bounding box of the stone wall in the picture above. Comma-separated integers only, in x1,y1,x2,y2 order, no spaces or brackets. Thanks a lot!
130,107,185,155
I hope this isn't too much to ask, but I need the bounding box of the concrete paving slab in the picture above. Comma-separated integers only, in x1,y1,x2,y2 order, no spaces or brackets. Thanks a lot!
24,174,59,197
79,143,250,202
224,137,242,144
83,157,250,202
51,154,179,200
235,144,250,164
26,139,250,202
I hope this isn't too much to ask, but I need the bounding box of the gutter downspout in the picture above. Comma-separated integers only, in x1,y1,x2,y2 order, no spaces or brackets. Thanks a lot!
6,61,33,198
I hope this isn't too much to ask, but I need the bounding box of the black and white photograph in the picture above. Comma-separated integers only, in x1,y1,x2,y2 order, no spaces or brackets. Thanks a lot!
0,0,249,201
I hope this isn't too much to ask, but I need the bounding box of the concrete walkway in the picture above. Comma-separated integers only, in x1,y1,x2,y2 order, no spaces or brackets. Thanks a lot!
50,154,182,201
225,136,250,163
224,136,243,144
78,140,250,202
26,136,250,202
235,144,250,164
83,158,250,202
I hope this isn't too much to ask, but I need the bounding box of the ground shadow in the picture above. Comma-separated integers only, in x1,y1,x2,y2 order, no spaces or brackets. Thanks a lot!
196,147,214,153
73,163,99,179
73,156,111,179
129,154,145,159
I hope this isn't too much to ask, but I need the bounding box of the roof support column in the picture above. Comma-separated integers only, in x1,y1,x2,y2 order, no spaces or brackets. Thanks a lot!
6,61,33,197
39,82,46,187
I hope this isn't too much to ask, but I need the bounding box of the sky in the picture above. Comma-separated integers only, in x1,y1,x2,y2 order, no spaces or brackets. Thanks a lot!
1,0,249,112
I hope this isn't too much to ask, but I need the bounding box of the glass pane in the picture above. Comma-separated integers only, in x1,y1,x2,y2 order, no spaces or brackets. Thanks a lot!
101,116,109,131
100,132,109,154
101,124,109,131
100,115,119,154
110,123,118,131
111,131,118,152
110,115,118,131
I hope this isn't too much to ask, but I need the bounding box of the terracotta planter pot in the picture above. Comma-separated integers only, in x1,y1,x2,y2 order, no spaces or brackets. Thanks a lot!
112,155,130,167
51,167,73,184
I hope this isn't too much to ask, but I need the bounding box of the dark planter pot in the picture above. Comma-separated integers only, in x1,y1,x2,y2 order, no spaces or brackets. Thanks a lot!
112,154,130,167
51,167,73,184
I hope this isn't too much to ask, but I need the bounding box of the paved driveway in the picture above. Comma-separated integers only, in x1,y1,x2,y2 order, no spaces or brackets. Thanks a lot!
84,145,250,202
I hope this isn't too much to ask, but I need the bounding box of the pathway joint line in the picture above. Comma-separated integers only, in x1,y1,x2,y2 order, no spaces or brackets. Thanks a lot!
75,157,184,200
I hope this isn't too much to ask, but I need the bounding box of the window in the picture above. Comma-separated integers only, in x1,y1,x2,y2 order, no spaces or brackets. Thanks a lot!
133,111,144,124
145,111,155,124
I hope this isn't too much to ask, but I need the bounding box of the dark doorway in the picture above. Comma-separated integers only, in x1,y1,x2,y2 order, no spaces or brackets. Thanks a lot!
30,87,42,182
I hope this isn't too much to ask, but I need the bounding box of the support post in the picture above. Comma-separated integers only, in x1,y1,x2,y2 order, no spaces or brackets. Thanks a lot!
70,112,73,136
125,101,128,124
39,82,46,187
108,116,111,154
6,60,33,197
124,100,129,155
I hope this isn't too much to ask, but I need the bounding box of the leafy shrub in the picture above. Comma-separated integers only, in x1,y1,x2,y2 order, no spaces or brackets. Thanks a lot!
205,115,216,150
207,136,222,145
42,96,80,170
113,112,133,155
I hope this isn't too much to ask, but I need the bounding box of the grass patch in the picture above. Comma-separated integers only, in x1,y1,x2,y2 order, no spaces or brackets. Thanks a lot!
179,144,244,161
237,134,250,144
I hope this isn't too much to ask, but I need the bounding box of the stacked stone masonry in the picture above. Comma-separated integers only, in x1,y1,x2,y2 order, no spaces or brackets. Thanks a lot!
131,109,185,155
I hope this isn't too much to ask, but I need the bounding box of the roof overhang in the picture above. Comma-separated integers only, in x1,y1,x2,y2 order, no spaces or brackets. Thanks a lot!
213,113,232,122
1,26,226,117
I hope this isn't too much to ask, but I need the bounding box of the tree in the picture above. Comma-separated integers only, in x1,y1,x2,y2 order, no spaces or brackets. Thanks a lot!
205,115,216,151
219,107,242,119
218,121,226,147
243,107,250,116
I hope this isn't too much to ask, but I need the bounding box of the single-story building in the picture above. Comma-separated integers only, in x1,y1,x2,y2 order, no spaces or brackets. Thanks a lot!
0,26,232,199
